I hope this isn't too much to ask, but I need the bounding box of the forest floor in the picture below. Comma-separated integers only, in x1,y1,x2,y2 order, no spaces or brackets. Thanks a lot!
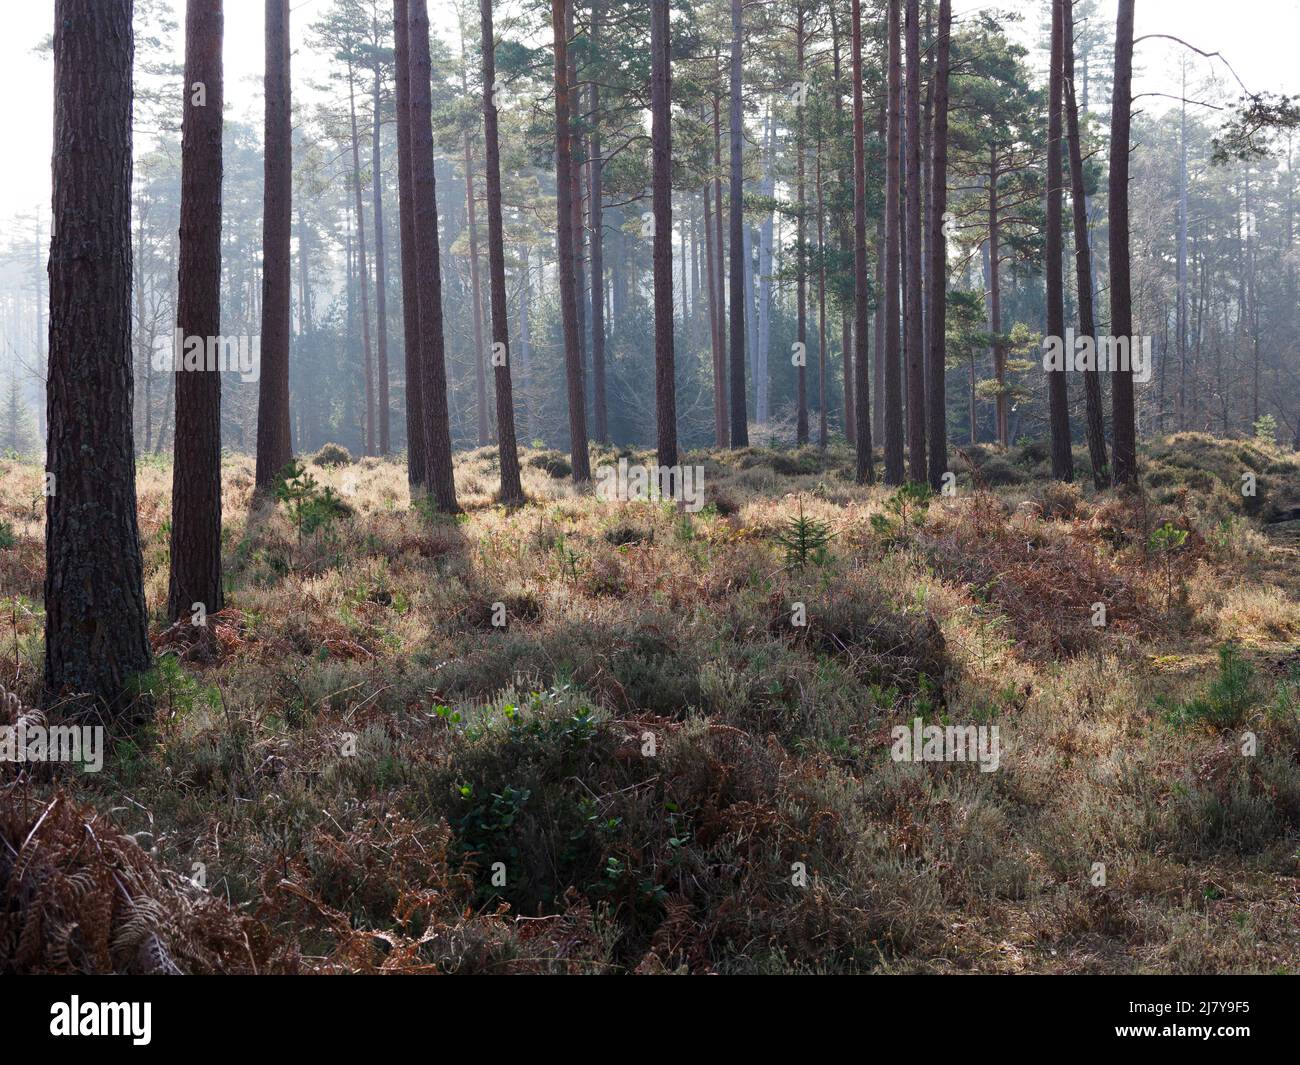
1,431,1298,974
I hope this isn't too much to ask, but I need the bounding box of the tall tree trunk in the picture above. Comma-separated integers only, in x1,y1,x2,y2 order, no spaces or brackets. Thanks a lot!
45,0,153,709
851,0,874,483
297,205,316,450
920,0,933,358
518,246,533,442
829,5,854,445
1063,0,1108,487
843,314,854,443
743,222,758,422
703,177,727,445
1109,0,1137,484
650,0,677,470
989,150,1007,446
169,0,225,625
816,128,828,450
348,67,376,456
925,0,951,490
564,0,587,417
589,0,608,443
727,0,748,446
479,0,522,503
712,93,729,446
33,212,48,446
874,206,885,434
408,0,459,509
969,344,977,443
758,103,776,431
462,130,489,446
551,0,590,481
883,0,904,483
372,23,390,455
1176,59,1188,432
255,0,293,491
904,0,926,481
795,8,809,446
155,256,176,457
1046,0,1073,480
1246,169,1259,428
135,207,151,452
690,195,701,348
394,0,425,493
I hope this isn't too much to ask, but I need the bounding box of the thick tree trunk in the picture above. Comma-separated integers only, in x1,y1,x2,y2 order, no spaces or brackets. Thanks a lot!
650,0,677,471
551,0,591,481
45,0,153,709
1109,0,1137,484
479,0,522,503
408,0,459,509
1046,0,1073,480
925,0,951,490
1063,0,1109,487
904,0,926,481
851,0,874,483
394,0,425,492
883,0,904,483
168,0,225,625
255,0,293,491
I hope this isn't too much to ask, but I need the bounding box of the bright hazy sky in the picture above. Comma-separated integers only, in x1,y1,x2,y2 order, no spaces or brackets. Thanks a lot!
1,0,1295,239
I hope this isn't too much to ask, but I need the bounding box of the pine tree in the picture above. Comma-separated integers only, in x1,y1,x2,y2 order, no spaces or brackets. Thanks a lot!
479,0,523,505
255,0,294,491
650,0,678,471
45,0,153,711
1109,0,1137,484
168,0,225,624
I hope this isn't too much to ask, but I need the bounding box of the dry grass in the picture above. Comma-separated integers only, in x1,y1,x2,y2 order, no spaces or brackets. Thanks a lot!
0,436,1297,974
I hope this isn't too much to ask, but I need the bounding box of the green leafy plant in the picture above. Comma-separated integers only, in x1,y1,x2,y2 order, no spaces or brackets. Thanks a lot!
131,653,222,719
1163,642,1259,729
774,500,833,570
1148,521,1190,611
0,520,16,550
275,459,350,545
554,535,582,581
871,481,934,541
